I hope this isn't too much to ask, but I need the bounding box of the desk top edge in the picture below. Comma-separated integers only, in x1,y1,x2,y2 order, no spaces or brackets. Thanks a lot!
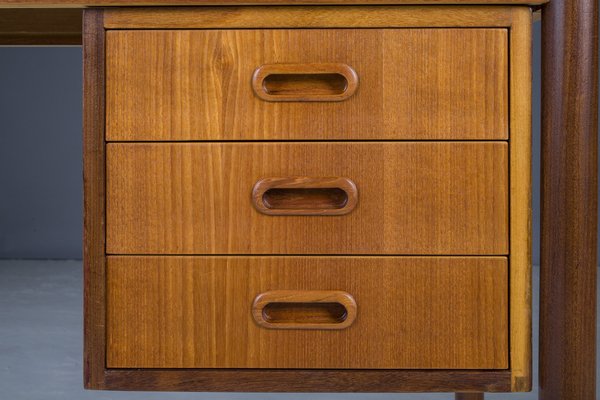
0,0,548,9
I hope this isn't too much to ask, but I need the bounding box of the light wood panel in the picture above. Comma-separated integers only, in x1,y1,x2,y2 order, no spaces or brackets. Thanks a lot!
107,256,509,369
508,6,533,392
106,142,509,255
103,6,519,29
106,28,508,141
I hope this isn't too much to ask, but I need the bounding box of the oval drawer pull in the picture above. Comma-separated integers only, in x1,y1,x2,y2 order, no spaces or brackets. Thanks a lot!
252,176,358,216
252,290,357,330
252,63,358,102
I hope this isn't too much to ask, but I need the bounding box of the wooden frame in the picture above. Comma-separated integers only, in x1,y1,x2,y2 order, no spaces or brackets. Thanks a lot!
83,6,533,392
509,6,533,392
82,8,106,390
103,5,523,28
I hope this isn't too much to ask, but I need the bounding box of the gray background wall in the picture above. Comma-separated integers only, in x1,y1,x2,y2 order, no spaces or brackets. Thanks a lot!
0,21,590,263
0,47,82,259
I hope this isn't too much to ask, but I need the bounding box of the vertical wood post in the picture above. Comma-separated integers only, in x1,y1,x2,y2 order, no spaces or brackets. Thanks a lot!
83,9,107,389
540,0,598,399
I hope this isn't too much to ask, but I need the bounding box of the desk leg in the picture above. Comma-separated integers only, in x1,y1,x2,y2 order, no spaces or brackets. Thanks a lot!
540,0,598,399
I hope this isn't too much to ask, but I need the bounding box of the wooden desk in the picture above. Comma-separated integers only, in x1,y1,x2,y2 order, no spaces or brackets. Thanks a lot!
0,1,596,399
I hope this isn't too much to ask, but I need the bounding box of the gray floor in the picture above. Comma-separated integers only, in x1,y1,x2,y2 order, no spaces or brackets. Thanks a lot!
0,260,597,399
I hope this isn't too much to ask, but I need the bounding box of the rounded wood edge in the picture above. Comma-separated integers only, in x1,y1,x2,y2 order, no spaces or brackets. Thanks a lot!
251,176,358,216
251,289,357,330
251,63,358,102
540,0,599,398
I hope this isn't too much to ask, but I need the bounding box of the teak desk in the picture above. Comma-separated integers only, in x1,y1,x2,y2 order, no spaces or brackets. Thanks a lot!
0,1,596,399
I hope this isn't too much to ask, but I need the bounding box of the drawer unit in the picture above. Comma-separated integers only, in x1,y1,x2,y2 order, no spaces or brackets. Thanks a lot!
84,5,532,394
107,256,508,369
106,142,508,255
106,28,508,141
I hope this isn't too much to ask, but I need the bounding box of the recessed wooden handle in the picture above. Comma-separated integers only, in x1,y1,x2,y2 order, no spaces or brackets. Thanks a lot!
252,290,357,330
252,63,358,102
252,176,358,216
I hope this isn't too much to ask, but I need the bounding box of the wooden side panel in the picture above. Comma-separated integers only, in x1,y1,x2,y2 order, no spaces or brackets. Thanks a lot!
105,28,508,141
82,9,106,390
508,7,533,392
106,142,509,255
107,256,509,369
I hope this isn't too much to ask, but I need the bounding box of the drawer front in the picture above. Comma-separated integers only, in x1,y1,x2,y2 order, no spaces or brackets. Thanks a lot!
106,142,508,255
107,256,508,369
106,29,508,141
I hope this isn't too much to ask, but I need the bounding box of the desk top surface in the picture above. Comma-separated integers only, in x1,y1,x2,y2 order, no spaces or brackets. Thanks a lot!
0,0,548,8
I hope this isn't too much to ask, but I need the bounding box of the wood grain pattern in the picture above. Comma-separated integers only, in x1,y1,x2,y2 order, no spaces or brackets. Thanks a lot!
106,256,509,369
0,8,81,45
251,290,357,330
105,28,508,141
508,6,533,392
106,142,509,255
84,4,534,392
0,1,549,9
82,9,105,390
101,369,512,392
104,5,518,30
540,0,599,398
